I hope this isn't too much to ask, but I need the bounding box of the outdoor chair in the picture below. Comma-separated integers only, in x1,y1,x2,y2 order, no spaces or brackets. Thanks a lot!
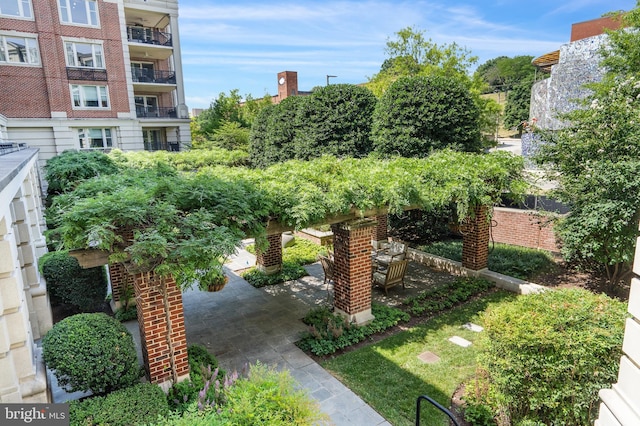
318,255,335,301
372,259,409,296
374,241,407,268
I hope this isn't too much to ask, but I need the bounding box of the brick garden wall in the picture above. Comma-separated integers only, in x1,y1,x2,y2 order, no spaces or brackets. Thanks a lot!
491,207,560,253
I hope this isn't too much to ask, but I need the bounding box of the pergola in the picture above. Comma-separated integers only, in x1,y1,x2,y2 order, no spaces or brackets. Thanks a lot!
65,151,526,388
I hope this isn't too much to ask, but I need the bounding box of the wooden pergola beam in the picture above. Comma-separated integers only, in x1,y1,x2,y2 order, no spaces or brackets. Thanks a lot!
68,249,111,268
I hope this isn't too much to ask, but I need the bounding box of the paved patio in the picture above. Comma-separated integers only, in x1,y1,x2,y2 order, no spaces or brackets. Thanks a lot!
181,244,457,425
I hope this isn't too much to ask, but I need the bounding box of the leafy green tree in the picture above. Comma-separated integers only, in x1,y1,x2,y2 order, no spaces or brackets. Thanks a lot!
503,76,534,134
367,26,478,97
535,3,640,286
475,55,536,93
293,84,377,159
250,96,305,168
371,75,482,157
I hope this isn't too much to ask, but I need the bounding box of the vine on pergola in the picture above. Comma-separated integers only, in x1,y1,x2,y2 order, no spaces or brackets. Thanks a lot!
50,149,527,290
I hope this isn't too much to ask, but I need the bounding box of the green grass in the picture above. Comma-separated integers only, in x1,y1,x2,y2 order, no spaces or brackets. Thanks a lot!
419,240,555,280
322,290,517,426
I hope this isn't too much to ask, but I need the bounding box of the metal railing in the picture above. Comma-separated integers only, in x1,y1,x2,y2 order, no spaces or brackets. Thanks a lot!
136,106,177,119
126,26,172,46
66,67,108,81
415,395,460,426
131,69,176,84
0,142,28,156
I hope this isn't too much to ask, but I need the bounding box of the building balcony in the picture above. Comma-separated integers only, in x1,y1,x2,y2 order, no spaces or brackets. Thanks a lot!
132,69,176,84
136,106,177,119
67,68,108,81
127,26,172,46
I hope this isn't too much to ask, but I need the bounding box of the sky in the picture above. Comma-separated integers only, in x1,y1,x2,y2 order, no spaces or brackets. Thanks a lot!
178,0,637,109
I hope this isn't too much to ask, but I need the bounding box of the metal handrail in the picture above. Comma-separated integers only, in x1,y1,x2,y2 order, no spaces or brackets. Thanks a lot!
66,67,108,81
136,106,177,119
131,69,176,84
415,395,460,426
126,26,172,46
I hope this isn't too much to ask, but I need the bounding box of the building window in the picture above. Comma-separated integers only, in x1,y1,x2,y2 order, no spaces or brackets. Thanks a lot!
58,0,98,26
71,84,109,108
0,34,39,65
77,128,113,149
0,0,32,19
65,41,103,68
135,95,158,117
143,129,168,151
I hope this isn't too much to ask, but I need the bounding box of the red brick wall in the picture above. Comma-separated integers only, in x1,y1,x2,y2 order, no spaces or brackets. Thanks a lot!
256,233,282,270
461,205,490,270
134,272,188,385
331,220,374,316
0,0,129,118
373,214,388,243
491,207,559,252
570,16,623,42
108,262,134,305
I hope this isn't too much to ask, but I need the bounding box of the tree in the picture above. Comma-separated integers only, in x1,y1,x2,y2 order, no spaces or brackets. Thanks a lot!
534,3,640,286
249,96,305,168
371,75,482,157
475,55,536,93
366,26,478,97
293,84,377,159
503,76,534,135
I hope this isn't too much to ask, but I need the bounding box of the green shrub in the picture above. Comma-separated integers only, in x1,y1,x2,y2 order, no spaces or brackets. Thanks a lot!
69,383,169,426
297,304,409,356
40,250,107,312
282,238,328,265
42,313,141,394
403,277,495,316
478,288,626,425
114,304,138,322
156,364,328,425
372,75,482,157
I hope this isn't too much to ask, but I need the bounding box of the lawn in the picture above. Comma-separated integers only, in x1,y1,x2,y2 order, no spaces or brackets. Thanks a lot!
322,290,517,426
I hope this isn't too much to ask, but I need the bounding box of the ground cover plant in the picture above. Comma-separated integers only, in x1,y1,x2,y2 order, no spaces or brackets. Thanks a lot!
297,304,410,356
404,277,494,316
322,291,516,426
419,239,555,280
474,288,626,425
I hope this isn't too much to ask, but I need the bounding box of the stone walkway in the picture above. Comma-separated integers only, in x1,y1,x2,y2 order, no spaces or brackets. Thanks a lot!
181,244,457,425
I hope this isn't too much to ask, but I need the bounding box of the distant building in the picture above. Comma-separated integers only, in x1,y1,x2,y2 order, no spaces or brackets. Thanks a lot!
0,0,191,167
272,71,313,104
530,16,623,130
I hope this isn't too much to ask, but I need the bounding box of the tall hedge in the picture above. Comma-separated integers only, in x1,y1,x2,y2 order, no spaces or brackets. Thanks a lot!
40,250,107,312
478,288,626,425
293,84,377,159
42,313,141,395
371,75,482,157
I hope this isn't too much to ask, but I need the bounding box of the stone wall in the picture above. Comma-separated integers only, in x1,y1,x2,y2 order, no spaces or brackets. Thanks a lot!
530,34,607,130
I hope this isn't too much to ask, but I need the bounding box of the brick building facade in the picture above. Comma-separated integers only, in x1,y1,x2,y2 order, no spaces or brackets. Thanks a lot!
0,0,191,165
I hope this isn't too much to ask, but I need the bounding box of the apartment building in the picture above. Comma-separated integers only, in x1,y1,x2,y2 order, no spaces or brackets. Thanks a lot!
0,0,191,165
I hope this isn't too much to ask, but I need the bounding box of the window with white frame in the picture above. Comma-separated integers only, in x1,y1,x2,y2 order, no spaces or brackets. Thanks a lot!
0,34,39,65
77,128,113,149
0,0,32,19
65,41,103,68
58,0,98,26
71,84,109,108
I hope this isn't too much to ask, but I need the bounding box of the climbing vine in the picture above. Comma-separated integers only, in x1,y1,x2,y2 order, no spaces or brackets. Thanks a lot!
50,149,526,291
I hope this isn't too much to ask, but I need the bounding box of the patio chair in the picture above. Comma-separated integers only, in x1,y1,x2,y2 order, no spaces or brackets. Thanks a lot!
374,241,407,268
318,255,334,301
372,259,409,296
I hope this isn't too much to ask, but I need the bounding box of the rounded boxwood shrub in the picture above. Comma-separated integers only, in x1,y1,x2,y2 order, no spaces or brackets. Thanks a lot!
42,313,141,395
40,250,107,312
371,75,482,157
69,383,169,426
477,288,626,425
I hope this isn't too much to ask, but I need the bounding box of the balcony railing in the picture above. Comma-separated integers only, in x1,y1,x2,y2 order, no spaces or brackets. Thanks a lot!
67,68,108,81
127,26,172,46
136,106,177,119
0,142,28,156
132,69,176,84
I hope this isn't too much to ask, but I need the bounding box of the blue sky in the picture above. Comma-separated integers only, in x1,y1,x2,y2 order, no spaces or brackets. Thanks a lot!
178,0,637,109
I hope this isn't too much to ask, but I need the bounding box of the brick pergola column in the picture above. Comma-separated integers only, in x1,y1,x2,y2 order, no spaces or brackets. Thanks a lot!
256,233,282,275
331,219,376,325
108,263,134,310
133,271,189,390
372,214,388,249
461,205,490,271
